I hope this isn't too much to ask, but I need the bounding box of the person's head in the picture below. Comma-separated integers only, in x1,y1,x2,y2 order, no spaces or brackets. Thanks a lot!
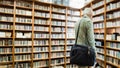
83,8,93,19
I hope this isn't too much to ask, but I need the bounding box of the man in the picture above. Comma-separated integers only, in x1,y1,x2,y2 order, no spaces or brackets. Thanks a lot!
74,8,96,68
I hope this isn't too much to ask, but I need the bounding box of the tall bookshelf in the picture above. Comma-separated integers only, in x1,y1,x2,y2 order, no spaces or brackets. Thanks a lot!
0,0,80,68
81,0,120,68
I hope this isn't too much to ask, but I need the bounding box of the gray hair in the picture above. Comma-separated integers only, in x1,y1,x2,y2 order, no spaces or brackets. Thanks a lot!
83,8,93,15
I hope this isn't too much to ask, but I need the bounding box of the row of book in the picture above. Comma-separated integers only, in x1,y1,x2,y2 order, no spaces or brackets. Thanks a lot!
67,28,74,32
15,55,31,61
51,58,64,65
94,33,104,39
15,48,32,53
92,0,104,9
0,32,12,38
97,54,104,61
16,17,32,23
0,24,12,29
0,0,13,5
16,9,32,16
106,49,120,58
15,40,32,46
52,21,65,26
0,7,13,13
34,40,49,45
51,27,65,32
0,40,12,46
0,55,12,62
51,46,64,51
66,64,79,68
51,34,65,38
107,1,120,11
94,23,104,29
106,21,120,27
93,15,104,22
52,7,66,13
15,25,32,30
34,26,49,31
35,19,48,25
34,47,48,52
97,48,104,54
106,56,120,65
66,58,69,63
51,40,64,45
33,61,48,68
106,11,120,19
52,14,65,19
95,41,104,46
51,52,64,58
34,4,50,11
0,65,12,68
67,22,75,27
68,10,80,16
66,52,70,57
106,42,120,49
0,16,13,22
93,8,104,15
67,40,75,44
106,33,120,41
0,48,12,54
34,33,49,38
67,16,79,21
66,46,72,50
16,0,32,8
16,32,31,38
35,12,50,18
15,63,31,68
67,33,75,38
34,53,48,59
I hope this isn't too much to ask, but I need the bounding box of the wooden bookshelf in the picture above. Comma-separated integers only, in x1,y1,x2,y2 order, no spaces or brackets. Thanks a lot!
81,0,120,68
0,0,80,68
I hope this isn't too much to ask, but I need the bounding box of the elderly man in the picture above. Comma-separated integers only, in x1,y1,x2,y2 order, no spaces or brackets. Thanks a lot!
74,8,96,68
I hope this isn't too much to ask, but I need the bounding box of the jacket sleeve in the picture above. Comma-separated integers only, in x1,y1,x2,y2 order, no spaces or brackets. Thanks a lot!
85,20,96,50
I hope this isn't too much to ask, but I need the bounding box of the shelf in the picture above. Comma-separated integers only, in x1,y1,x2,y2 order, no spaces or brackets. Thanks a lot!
106,47,120,51
51,63,64,66
0,46,13,48
51,56,65,59
96,46,104,48
106,17,120,21
51,31,65,34
106,40,120,43
15,60,31,63
51,50,65,52
33,58,48,61
94,28,104,30
97,52,104,55
67,26,74,28
36,37,49,40
34,16,50,19
34,45,49,47
16,6,32,10
95,38,104,41
52,11,66,15
34,24,49,26
14,52,31,55
34,8,49,13
93,12,104,17
51,38,65,40
106,0,118,5
67,20,76,22
0,61,13,65
15,38,32,40
106,61,119,68
33,51,49,53
96,58,104,62
67,38,75,40
93,4,104,10
52,25,65,27
106,7,120,13
67,14,80,17
106,54,120,60
0,4,14,7
15,22,32,25
0,12,13,15
0,53,12,55
52,18,66,21
0,28,13,31
16,14,32,17
0,21,13,24
93,20,104,23
14,45,32,47
15,30,32,32
34,31,49,33
0,37,12,39
51,44,65,46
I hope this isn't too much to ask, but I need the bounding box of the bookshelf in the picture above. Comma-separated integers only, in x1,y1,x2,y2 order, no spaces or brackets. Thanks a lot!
0,0,80,68
81,0,120,68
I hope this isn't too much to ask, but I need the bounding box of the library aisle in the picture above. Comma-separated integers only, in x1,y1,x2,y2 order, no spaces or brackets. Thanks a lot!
0,0,120,68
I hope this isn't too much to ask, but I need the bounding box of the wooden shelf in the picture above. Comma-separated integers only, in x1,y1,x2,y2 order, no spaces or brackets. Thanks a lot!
34,16,50,19
16,14,32,17
16,6,32,10
96,46,104,48
0,53,12,55
51,31,65,34
51,50,65,52
106,61,119,68
0,61,13,65
106,40,120,43
14,52,31,55
33,51,49,53
34,8,49,13
52,25,65,27
34,31,49,33
97,52,104,55
15,22,32,25
15,30,32,32
34,24,49,26
0,4,14,7
94,28,104,30
15,60,31,63
106,7,120,13
106,47,120,51
93,4,104,10
93,12,104,17
106,0,118,5
0,28,13,31
106,54,120,60
33,58,48,61
93,20,104,23
51,63,64,66
0,12,13,15
0,37,12,39
0,21,13,24
51,56,65,59
51,38,65,40
52,11,66,15
106,17,120,21
52,18,66,21
34,38,49,40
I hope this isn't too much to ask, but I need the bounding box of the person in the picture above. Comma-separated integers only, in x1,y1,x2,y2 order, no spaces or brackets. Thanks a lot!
74,8,96,68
